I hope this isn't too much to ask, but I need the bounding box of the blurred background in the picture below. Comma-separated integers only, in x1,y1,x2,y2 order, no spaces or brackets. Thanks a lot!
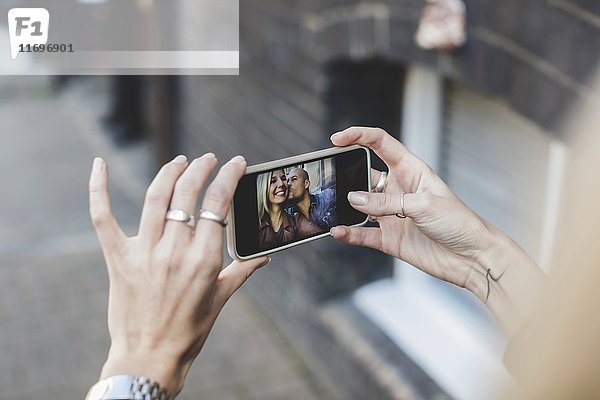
1,0,599,399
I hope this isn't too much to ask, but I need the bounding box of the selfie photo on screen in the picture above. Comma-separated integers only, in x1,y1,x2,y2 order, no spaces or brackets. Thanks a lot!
256,158,337,251
230,145,369,259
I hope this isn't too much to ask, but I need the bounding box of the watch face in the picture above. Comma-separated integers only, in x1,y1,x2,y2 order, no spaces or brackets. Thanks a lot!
85,379,112,400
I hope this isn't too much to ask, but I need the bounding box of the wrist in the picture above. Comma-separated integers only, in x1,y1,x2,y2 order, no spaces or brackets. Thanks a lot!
100,343,188,397
466,223,547,337
465,223,510,302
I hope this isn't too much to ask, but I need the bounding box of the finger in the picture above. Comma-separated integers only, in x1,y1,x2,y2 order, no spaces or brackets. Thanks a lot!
194,155,247,251
347,191,400,216
330,226,382,251
138,155,189,245
370,168,384,191
347,191,436,219
214,257,271,304
330,127,413,168
89,157,127,254
163,153,218,240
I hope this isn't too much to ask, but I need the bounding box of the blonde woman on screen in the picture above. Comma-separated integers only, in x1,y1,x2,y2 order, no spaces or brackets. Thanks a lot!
257,169,296,249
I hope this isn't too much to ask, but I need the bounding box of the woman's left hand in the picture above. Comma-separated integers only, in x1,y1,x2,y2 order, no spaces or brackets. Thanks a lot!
329,127,546,337
89,153,269,397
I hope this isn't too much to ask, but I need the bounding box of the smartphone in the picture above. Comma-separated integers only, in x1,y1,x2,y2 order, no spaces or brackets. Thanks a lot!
227,145,371,260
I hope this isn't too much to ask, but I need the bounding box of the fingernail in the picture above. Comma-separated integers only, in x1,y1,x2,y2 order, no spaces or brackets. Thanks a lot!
173,155,187,164
348,192,367,206
330,132,341,141
231,155,246,164
92,157,103,174
201,152,216,159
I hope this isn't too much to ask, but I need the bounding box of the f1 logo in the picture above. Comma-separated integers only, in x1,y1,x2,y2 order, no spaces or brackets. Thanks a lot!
8,8,50,60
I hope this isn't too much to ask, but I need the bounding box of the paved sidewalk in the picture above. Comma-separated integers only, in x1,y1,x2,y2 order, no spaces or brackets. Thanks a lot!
0,77,332,400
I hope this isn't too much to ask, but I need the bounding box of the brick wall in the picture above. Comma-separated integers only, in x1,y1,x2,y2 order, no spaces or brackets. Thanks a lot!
300,0,600,134
174,1,600,398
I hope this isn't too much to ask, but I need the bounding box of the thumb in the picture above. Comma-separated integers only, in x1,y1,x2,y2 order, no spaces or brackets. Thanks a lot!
214,257,271,303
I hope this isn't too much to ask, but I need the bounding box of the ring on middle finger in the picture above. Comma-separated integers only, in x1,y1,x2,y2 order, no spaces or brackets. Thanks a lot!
166,209,196,229
373,171,387,193
197,209,228,227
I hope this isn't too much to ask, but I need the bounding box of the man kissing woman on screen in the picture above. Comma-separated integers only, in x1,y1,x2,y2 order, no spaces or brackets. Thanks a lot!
257,167,337,250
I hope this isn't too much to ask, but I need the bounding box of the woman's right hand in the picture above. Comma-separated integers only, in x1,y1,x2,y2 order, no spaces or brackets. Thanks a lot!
330,127,545,336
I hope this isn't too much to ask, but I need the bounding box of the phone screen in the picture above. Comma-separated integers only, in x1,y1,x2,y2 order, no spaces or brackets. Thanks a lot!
233,148,369,257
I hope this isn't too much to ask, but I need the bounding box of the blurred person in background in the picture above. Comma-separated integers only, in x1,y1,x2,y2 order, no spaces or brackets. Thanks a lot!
503,85,600,400
86,80,600,399
102,76,146,146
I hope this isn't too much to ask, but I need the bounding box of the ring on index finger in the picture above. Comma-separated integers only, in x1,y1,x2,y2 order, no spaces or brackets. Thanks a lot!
198,209,228,227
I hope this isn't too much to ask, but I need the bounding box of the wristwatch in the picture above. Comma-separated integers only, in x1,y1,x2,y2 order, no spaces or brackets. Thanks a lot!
85,375,172,400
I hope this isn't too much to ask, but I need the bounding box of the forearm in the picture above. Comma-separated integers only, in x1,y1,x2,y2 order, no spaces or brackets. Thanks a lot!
468,226,547,338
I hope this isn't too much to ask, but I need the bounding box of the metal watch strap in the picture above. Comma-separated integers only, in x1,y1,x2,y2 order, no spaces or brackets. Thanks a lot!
132,376,172,400
85,375,172,400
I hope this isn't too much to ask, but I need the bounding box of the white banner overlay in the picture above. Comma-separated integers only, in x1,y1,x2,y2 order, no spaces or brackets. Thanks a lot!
0,1,239,75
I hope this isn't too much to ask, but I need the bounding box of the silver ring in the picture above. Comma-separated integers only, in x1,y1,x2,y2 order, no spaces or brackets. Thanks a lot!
166,209,196,228
198,209,228,227
395,192,407,219
373,171,387,193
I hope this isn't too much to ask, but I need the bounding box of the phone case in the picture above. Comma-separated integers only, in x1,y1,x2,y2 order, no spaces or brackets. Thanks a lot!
227,145,371,260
